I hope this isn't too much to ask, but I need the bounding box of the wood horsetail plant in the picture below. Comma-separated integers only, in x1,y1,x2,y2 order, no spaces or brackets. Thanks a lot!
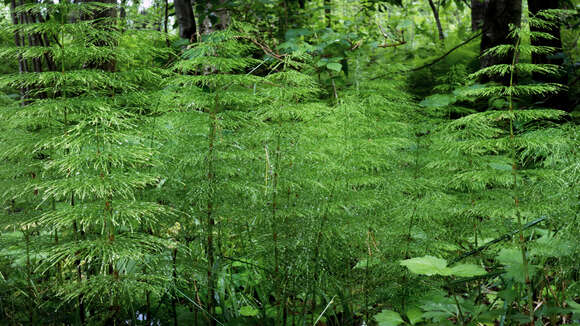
388,9,578,326
169,23,268,324
159,28,423,324
0,2,578,325
0,1,175,323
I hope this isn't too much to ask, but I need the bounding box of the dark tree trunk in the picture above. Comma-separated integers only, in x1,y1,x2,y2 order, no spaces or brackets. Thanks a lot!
36,13,57,71
80,0,118,72
215,0,230,30
427,0,445,41
199,0,229,35
471,0,487,31
529,0,563,67
528,0,567,108
480,0,522,72
9,0,28,102
120,0,127,31
21,8,42,73
174,0,197,41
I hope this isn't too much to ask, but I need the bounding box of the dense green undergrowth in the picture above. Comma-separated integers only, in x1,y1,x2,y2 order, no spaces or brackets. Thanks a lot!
0,1,579,326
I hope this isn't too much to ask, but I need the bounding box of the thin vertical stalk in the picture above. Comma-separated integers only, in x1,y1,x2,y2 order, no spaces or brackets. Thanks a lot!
507,35,534,325
401,125,421,311
146,290,151,326
206,95,218,326
172,248,179,326
364,228,371,325
164,0,170,47
308,211,326,326
71,194,85,325
272,131,281,275
58,8,86,323
271,129,283,323
451,287,465,325
23,228,33,324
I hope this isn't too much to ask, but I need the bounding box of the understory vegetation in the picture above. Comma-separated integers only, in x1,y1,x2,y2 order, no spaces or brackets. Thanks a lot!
0,0,579,325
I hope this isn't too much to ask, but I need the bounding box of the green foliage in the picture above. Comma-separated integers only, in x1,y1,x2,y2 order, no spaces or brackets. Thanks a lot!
0,1,175,323
0,1,578,325
401,256,486,277
387,8,579,326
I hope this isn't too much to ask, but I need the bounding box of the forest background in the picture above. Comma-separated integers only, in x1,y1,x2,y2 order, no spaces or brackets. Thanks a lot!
0,0,579,325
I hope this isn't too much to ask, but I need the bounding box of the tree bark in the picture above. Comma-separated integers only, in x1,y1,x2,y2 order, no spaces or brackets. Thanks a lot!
9,0,28,102
427,0,445,41
80,0,118,72
215,0,230,30
36,12,57,71
528,0,567,108
528,0,563,67
480,0,522,71
199,0,229,35
174,0,197,41
471,0,487,31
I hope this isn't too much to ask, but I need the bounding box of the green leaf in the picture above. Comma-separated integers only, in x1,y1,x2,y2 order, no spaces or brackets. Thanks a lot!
568,300,580,320
374,309,405,326
406,307,424,325
497,248,536,283
566,300,580,312
354,257,381,269
316,59,328,67
400,255,448,276
419,94,456,108
488,163,512,171
239,305,259,317
326,62,342,72
401,256,486,277
447,264,486,277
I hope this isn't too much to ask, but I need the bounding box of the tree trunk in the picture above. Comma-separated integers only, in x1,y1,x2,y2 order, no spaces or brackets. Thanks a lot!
215,0,230,30
80,0,118,72
9,0,28,102
36,12,57,71
471,0,487,31
174,0,197,41
529,0,563,67
528,0,567,108
427,0,445,41
480,0,522,71
199,0,229,35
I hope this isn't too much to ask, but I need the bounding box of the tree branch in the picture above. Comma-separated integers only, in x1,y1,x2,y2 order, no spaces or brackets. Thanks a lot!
371,30,483,80
408,30,483,72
